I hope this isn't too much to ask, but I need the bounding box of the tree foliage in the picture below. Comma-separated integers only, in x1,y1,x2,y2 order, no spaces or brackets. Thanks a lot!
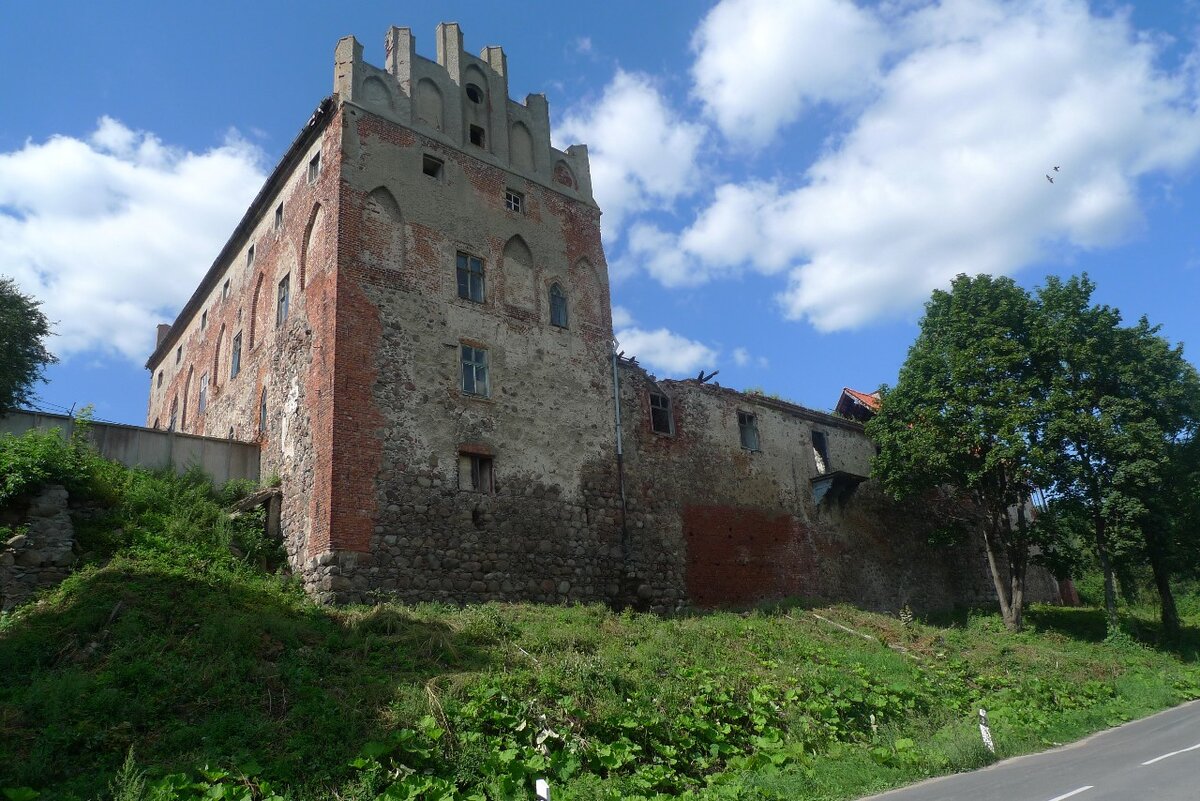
0,276,57,413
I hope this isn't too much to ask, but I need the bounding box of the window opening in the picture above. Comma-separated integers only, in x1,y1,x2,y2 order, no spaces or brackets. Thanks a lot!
176,346,182,365
456,252,485,303
230,332,242,378
200,310,207,331
812,430,830,474
459,453,494,493
469,125,486,148
247,244,255,269
156,371,163,388
276,274,290,327
549,283,568,328
307,151,321,184
465,83,484,104
650,391,673,435
422,154,444,179
461,345,489,397
274,202,284,232
738,411,760,451
504,189,523,213
258,388,267,435
198,372,209,414
222,279,230,299
168,398,178,432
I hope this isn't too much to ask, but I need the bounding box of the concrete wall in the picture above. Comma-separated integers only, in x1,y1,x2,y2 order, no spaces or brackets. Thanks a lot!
1,412,259,484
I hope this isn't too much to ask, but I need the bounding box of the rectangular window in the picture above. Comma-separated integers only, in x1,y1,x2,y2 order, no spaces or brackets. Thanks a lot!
223,279,231,299
504,189,523,213
738,411,760,451
307,151,321,184
200,310,207,331
176,346,182,365
156,371,163,388
276,274,290,327
246,244,255,269
469,125,486,148
650,391,673,435
230,332,242,378
198,372,209,414
274,202,284,232
456,252,485,303
461,344,489,397
812,430,830,474
459,453,494,493
422,154,444,179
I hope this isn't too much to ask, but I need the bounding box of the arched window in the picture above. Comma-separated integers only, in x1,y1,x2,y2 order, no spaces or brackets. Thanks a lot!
549,283,568,328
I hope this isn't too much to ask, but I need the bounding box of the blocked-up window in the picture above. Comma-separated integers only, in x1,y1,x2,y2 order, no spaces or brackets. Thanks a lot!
459,453,494,493
738,411,760,451
456,252,485,303
812,430,830,474
504,189,523,213
549,283,568,328
461,345,489,397
650,391,673,435
230,332,242,378
198,372,209,414
276,274,290,327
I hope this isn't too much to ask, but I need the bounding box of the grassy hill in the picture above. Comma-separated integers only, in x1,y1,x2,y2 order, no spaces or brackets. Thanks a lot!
2,428,1199,800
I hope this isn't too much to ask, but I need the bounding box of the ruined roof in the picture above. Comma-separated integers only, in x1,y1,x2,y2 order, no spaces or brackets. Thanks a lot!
835,387,882,422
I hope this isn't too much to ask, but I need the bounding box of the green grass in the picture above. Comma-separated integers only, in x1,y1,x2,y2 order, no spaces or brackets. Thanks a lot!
2,431,1199,800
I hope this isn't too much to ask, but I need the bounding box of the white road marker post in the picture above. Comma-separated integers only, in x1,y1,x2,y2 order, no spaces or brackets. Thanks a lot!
978,708,996,754
535,778,551,801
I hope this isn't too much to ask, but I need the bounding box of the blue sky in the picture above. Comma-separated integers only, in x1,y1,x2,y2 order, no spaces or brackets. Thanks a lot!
3,0,1200,427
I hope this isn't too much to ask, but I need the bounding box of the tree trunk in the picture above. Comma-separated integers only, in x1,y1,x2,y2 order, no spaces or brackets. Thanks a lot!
982,521,1019,631
1094,516,1119,633
1148,545,1180,640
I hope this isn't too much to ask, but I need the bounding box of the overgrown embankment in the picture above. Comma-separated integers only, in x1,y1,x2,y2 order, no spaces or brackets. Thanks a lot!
1,428,1199,801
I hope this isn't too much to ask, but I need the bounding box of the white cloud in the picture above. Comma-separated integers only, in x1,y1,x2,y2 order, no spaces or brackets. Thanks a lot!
610,304,635,328
0,117,267,362
641,0,1200,331
557,70,706,240
732,347,750,366
615,325,718,376
691,0,887,146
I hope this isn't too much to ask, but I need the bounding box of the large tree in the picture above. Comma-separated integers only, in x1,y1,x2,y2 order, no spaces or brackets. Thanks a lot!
868,274,1048,631
1036,275,1200,634
0,277,57,413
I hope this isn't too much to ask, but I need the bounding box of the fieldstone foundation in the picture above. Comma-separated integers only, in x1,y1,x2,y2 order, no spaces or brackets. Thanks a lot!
1,484,75,611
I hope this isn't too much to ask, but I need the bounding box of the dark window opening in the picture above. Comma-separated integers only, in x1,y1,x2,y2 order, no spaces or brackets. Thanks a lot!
230,332,242,378
469,125,486,148
200,310,207,331
465,83,484,104
650,391,673,435
460,453,494,493
247,244,255,268
461,344,489,397
456,252,485,303
423,154,444,179
258,388,267,435
276,274,290,327
812,430,830,474
222,279,230,299
738,411,760,451
307,151,321,184
549,283,568,328
274,202,284,231
156,371,163,388
198,372,209,414
175,346,182,364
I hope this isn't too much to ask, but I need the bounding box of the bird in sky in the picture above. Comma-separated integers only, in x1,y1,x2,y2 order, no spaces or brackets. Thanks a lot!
1046,174,1054,183
1054,166,1061,172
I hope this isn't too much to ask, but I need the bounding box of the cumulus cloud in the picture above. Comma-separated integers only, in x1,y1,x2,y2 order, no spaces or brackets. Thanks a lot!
610,304,635,328
640,0,1200,330
691,0,887,146
0,117,266,361
557,70,706,240
616,326,718,375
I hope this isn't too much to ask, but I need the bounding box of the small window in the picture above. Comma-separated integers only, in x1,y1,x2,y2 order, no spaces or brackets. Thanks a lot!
422,154,444,179
465,83,484,104
156,371,163,388
812,430,830,475
168,398,178,432
258,388,268,435
276,274,290,327
200,310,207,331
230,332,242,378
469,125,486,148
504,189,523,213
456,252,485,303
274,202,284,232
223,279,231,299
650,391,673,435
738,411,760,451
307,151,321,184
459,453,494,493
549,283,568,328
461,344,489,397
176,346,182,365
198,372,209,414
246,244,255,269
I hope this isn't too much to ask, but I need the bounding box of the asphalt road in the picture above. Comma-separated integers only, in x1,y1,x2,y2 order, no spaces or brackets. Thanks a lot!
861,699,1200,801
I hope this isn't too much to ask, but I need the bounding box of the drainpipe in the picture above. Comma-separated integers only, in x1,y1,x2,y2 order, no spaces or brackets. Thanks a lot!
611,339,630,572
